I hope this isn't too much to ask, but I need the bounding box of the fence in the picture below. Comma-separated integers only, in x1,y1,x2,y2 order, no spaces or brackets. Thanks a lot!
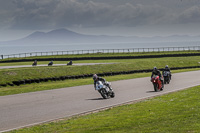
1,46,200,60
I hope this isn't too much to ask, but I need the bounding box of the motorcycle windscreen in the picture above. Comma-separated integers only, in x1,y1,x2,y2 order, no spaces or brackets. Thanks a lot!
95,81,103,90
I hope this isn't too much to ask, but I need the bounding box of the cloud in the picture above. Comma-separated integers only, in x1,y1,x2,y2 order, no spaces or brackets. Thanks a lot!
0,0,199,30
178,5,200,23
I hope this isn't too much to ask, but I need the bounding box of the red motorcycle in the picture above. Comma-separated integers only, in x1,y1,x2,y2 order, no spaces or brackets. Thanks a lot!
151,75,164,92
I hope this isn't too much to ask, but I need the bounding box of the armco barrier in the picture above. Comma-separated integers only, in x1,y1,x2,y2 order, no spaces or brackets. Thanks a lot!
2,46,200,60
1,66,200,87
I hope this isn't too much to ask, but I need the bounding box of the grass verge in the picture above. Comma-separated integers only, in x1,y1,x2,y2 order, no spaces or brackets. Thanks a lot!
0,68,200,96
1,56,200,85
9,84,200,133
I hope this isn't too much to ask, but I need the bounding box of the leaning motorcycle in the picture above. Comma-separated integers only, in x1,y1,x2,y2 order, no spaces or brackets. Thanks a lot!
48,62,53,66
151,75,164,92
95,81,115,99
163,71,170,84
32,62,37,66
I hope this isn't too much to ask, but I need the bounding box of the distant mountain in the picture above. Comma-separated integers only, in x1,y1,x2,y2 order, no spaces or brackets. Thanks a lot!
26,28,84,39
1,28,200,45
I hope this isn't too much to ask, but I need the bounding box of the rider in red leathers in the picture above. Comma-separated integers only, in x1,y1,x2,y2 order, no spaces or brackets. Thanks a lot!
151,67,164,89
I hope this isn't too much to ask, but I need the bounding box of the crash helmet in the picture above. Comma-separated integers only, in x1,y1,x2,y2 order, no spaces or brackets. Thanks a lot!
93,74,98,81
165,65,168,68
153,66,157,70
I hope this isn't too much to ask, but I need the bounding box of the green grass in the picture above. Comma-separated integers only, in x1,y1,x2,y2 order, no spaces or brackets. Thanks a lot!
2,51,200,132
1,56,200,85
0,68,200,96
9,85,200,133
0,71,150,96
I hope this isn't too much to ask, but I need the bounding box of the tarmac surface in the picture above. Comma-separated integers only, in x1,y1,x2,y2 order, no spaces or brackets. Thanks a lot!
0,70,200,132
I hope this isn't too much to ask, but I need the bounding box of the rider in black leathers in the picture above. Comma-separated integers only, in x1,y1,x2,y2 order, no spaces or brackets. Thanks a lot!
162,65,171,79
67,60,73,65
93,74,106,89
48,60,53,66
151,67,164,88
32,60,37,66
151,67,162,79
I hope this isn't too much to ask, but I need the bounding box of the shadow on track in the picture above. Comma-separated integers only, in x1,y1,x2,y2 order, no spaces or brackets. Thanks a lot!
86,98,104,100
146,91,156,93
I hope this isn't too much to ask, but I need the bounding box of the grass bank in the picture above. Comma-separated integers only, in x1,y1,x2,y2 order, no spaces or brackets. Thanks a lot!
9,85,200,133
0,68,200,96
1,56,200,85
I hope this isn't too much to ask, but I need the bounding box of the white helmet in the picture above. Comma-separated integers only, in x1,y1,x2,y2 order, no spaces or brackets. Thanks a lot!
93,74,98,81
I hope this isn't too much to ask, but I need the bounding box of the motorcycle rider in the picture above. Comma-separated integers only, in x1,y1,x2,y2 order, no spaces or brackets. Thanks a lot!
162,65,171,79
48,60,53,66
93,74,113,91
151,67,164,88
93,74,106,90
67,60,73,65
32,60,37,66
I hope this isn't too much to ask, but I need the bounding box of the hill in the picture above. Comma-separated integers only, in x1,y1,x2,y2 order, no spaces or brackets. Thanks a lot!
1,28,200,45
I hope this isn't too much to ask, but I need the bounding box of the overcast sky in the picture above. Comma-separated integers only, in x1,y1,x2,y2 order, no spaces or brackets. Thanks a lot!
0,0,200,41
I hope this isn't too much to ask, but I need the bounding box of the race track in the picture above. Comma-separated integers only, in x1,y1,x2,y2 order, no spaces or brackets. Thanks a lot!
0,70,200,132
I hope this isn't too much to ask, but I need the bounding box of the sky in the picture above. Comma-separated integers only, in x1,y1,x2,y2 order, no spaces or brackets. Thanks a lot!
0,0,200,41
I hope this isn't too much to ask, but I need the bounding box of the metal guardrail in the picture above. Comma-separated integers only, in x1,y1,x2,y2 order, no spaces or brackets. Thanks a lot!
1,46,200,60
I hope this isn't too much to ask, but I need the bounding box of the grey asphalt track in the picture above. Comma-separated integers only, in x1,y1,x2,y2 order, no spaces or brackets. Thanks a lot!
0,70,200,132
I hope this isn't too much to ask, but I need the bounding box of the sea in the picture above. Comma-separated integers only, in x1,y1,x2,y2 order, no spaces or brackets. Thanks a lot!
0,41,200,56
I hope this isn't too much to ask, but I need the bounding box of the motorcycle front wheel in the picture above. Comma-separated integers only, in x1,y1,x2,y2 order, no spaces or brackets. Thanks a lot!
110,91,115,98
153,83,159,92
99,89,108,99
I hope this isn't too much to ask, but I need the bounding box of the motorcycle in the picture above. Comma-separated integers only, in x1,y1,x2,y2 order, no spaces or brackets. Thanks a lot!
48,61,53,66
67,60,73,65
32,62,37,66
95,81,115,99
151,75,164,92
163,71,171,84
